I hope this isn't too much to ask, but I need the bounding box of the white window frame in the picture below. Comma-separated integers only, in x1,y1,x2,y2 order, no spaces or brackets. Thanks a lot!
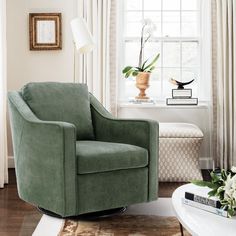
117,0,212,103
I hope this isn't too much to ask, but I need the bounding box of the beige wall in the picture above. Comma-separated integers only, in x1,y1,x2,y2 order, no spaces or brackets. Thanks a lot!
7,0,76,156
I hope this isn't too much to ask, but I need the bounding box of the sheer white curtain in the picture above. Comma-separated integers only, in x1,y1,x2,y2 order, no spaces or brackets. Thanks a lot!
212,0,236,168
76,0,118,115
0,0,8,188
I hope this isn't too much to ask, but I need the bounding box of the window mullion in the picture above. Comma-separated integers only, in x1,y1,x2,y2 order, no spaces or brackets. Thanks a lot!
180,0,182,81
161,0,164,98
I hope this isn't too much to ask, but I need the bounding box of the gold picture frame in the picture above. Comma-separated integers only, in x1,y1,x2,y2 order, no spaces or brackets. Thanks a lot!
29,13,62,50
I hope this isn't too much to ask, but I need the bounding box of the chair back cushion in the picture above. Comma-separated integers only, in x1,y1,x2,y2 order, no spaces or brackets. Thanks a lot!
21,82,94,140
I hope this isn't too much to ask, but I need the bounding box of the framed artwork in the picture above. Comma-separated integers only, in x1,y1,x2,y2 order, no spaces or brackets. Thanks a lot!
29,13,62,50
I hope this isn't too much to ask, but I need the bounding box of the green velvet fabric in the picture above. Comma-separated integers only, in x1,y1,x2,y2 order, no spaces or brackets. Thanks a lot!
90,93,159,201
77,168,148,214
8,83,158,217
8,91,77,217
76,141,148,174
21,82,94,140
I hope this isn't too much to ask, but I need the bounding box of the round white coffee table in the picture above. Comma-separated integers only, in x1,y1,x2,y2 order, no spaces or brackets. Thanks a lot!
172,183,236,236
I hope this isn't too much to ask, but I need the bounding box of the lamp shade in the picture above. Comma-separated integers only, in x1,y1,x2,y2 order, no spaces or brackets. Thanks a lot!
70,17,94,53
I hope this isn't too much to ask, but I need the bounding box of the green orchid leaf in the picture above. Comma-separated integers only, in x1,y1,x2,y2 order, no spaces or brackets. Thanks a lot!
148,66,155,72
122,66,133,74
125,69,135,78
132,71,139,76
141,59,149,70
143,53,160,71
135,67,143,71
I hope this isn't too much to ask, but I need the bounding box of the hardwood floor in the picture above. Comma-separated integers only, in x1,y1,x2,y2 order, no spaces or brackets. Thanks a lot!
0,169,210,236
0,169,42,236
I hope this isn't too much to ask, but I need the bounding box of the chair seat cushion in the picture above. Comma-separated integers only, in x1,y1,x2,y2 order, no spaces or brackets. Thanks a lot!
76,141,148,174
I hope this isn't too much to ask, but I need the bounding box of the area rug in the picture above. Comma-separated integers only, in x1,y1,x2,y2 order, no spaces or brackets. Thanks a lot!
59,215,190,236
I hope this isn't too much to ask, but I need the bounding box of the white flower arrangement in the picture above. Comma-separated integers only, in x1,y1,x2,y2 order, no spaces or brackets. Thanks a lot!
193,167,236,217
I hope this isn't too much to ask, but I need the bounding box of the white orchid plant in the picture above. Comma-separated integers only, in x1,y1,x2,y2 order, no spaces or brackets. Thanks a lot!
122,19,160,78
192,167,236,217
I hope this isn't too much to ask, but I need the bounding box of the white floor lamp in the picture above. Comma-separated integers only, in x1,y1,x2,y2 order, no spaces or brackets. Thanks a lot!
70,17,94,83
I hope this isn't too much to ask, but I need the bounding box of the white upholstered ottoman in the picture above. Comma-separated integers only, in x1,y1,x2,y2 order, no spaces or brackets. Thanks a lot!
159,123,203,182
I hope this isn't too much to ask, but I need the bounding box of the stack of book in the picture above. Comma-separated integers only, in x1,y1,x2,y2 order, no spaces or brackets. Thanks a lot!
182,186,228,217
166,89,198,105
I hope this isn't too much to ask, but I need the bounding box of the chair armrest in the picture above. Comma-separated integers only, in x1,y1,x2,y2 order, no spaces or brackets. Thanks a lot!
90,93,159,201
8,91,77,216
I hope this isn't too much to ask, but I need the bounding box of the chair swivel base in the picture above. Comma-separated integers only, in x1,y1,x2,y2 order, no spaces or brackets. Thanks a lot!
37,206,127,220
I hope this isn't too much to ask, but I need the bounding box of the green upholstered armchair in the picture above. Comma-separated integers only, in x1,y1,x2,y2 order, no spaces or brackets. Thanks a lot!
8,82,159,217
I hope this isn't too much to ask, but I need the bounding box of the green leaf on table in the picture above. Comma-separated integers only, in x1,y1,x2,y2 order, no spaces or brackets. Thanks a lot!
208,189,217,197
191,180,218,189
210,171,220,181
228,208,235,218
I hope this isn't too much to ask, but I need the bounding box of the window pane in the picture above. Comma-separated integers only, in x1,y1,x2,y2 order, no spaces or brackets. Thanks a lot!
125,79,137,98
182,68,199,82
163,68,181,81
123,0,201,100
126,12,142,22
125,22,142,37
163,0,180,10
125,42,140,66
126,0,142,10
182,0,198,10
163,80,174,97
182,42,199,67
144,0,161,10
143,42,161,68
163,42,180,67
163,68,181,96
163,12,180,37
182,12,198,36
150,69,161,82
144,12,162,36
149,80,162,98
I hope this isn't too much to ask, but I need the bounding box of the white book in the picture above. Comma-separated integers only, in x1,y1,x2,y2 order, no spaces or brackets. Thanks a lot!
182,198,228,218
172,89,192,98
185,186,221,208
166,98,198,105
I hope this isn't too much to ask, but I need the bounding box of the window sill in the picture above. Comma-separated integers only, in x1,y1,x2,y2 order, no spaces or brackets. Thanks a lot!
118,101,210,109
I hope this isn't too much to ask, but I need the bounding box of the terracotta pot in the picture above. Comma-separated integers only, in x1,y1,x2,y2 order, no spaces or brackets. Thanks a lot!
135,72,150,99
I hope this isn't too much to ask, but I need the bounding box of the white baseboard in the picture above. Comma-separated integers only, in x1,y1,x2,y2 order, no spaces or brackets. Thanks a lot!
8,156,214,170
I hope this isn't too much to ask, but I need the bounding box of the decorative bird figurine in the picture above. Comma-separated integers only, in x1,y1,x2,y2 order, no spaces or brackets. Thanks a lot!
169,78,194,89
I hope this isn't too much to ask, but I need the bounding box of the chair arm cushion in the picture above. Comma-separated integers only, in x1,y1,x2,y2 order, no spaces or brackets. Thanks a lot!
90,93,159,201
8,91,77,217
